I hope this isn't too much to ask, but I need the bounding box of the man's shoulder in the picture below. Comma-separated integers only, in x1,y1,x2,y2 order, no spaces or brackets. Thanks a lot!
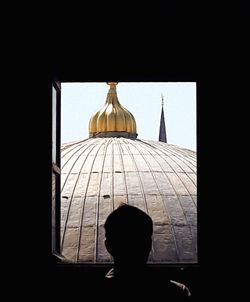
145,277,191,299
103,269,191,300
169,279,192,299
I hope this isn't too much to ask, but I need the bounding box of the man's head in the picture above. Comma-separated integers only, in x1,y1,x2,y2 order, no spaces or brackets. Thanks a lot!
104,203,153,265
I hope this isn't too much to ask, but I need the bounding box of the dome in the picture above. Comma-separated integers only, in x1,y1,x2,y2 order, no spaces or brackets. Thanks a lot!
60,137,197,263
88,82,137,138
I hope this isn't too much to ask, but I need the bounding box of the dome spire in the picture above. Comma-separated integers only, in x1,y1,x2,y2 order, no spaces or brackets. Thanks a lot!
89,83,137,139
107,81,118,89
158,94,167,143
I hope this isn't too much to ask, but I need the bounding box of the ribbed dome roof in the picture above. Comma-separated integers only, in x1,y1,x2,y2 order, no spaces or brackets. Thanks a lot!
60,137,197,263
88,82,137,138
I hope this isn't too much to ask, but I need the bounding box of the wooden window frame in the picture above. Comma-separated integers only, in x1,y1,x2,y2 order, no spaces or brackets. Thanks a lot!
52,79,62,259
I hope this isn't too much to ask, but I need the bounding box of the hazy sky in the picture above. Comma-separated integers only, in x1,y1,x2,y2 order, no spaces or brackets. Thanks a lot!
61,82,196,151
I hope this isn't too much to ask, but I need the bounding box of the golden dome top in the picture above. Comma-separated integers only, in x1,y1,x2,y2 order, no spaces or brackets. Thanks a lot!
89,82,137,138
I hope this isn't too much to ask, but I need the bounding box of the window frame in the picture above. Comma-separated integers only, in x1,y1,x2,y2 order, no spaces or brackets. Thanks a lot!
52,79,199,270
52,79,62,258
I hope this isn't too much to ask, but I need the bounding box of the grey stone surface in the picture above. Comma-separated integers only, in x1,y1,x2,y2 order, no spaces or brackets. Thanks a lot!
60,138,197,263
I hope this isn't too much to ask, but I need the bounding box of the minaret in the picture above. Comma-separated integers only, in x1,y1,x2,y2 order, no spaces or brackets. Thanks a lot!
158,94,167,143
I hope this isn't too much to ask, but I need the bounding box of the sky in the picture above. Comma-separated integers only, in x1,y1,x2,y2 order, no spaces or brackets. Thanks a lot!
61,82,196,151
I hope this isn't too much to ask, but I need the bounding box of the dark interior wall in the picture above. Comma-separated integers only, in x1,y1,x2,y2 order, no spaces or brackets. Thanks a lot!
4,5,247,301
10,11,215,298
4,3,247,300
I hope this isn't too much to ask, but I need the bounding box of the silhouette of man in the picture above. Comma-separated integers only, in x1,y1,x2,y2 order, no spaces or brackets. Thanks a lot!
103,203,191,300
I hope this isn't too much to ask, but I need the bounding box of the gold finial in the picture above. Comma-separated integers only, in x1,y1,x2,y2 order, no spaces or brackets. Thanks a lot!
88,82,137,138
107,82,118,87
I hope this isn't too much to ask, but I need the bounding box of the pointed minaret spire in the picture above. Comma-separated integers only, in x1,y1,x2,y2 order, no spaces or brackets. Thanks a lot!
158,94,167,143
